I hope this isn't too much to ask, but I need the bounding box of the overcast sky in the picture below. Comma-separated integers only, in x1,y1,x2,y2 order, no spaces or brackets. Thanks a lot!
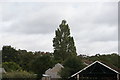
0,1,118,55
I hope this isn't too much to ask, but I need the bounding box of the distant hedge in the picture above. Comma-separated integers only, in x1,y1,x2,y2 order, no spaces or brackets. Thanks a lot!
2,71,37,79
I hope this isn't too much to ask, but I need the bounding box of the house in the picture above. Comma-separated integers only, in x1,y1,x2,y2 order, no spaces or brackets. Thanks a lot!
0,68,6,74
42,63,64,80
69,61,120,80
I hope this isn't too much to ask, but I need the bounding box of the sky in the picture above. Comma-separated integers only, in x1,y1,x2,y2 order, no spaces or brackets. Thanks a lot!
0,0,118,55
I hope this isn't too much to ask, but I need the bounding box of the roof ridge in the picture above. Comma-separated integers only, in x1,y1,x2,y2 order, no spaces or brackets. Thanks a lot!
71,60,119,78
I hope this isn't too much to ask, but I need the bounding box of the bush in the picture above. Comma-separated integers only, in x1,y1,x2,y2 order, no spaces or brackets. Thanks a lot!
2,62,22,72
2,71,37,78
60,56,85,78
31,54,53,79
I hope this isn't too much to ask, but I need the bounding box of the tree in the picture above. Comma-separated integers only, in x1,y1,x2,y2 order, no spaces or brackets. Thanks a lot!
87,53,120,68
3,62,22,72
2,46,19,63
31,54,53,79
53,20,77,62
59,56,85,79
17,50,34,72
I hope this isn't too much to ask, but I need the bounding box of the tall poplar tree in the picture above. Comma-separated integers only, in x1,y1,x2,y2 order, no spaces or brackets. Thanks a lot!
53,20,77,62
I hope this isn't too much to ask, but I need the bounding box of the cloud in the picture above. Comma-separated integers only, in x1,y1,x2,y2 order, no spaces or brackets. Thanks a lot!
76,41,118,55
0,2,118,55
0,33,54,52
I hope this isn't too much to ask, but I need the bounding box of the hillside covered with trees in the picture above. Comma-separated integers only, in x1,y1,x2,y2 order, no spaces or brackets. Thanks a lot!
1,46,120,79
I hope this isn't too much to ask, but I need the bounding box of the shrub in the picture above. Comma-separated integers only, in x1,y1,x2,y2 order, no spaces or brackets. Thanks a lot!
2,62,22,72
60,56,85,78
2,71,37,78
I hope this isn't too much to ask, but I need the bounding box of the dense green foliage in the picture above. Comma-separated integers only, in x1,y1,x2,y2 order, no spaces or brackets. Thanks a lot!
60,56,85,78
2,46,19,63
3,62,22,72
2,46,53,79
3,71,36,78
18,50,34,71
85,53,120,68
31,54,53,79
52,20,84,78
53,20,77,62
1,46,120,79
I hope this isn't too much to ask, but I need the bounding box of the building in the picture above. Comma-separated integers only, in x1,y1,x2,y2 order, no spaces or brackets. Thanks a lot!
69,61,120,80
0,68,6,74
42,63,64,80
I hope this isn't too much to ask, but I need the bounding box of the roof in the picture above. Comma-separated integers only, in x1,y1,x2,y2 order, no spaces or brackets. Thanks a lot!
71,61,119,78
43,63,64,78
55,63,64,68
45,63,64,73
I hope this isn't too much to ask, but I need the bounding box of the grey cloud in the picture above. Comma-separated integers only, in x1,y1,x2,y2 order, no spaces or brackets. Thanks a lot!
76,41,118,55
93,5,117,25
1,2,118,55
2,2,117,34
0,33,54,52
71,23,117,43
2,3,68,34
